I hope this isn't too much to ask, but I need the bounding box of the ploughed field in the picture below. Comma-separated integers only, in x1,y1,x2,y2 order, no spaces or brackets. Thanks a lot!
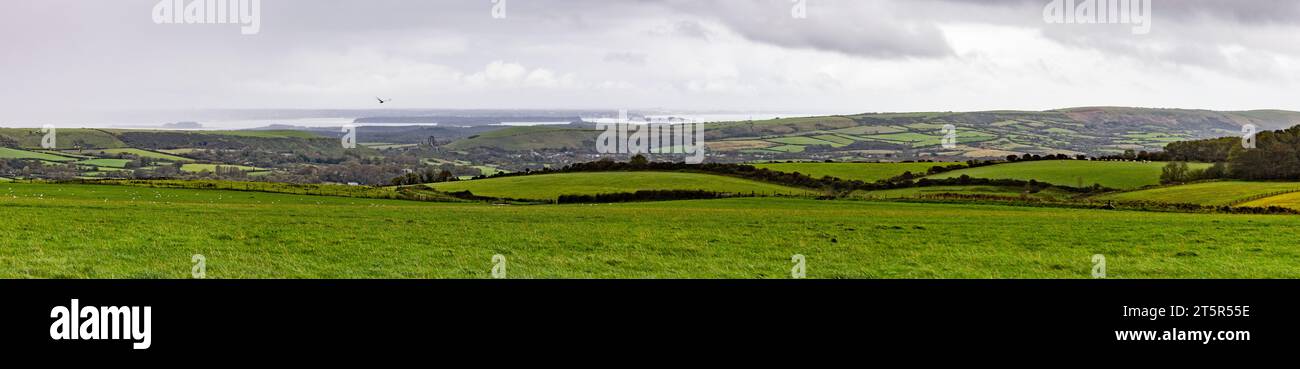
3,182,1299,279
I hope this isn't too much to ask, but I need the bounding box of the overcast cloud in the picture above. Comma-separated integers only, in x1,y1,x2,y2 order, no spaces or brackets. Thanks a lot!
2,0,1300,123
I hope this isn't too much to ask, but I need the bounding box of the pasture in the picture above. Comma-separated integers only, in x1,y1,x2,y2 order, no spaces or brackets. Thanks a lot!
0,147,78,162
74,158,132,168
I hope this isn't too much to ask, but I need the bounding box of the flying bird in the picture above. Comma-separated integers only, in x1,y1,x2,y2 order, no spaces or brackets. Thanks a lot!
376,97,392,104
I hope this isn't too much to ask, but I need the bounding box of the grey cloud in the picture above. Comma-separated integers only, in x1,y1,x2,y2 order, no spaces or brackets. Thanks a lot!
939,0,1300,24
3,0,1300,121
659,0,955,59
603,52,649,65
671,20,713,39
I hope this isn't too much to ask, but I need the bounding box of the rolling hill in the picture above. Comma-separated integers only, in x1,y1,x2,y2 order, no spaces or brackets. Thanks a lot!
0,128,127,149
426,171,814,200
1098,181,1300,206
430,107,1300,160
0,128,344,153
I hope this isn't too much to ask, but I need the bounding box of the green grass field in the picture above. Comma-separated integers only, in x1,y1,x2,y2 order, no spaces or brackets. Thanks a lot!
869,132,943,146
763,144,807,153
75,158,132,168
811,134,856,145
2,182,1299,278
39,150,93,159
428,171,814,200
928,161,1213,189
1098,181,1300,206
831,125,907,135
766,136,839,146
0,147,78,162
753,162,947,182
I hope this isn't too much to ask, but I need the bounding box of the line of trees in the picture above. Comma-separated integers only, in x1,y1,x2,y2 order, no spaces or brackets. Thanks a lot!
558,190,738,204
1159,125,1300,180
390,168,457,186
1159,162,1229,184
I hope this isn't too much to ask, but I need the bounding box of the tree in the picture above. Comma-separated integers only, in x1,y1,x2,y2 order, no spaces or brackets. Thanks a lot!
1160,162,1190,184
1200,162,1228,180
436,170,454,182
629,154,649,167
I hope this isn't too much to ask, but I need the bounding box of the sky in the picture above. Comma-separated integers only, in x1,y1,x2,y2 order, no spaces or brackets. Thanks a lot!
3,0,1300,124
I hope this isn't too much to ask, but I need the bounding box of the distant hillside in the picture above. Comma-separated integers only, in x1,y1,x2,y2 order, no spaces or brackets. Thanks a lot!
0,128,351,155
0,128,127,149
437,107,1300,160
1054,107,1300,132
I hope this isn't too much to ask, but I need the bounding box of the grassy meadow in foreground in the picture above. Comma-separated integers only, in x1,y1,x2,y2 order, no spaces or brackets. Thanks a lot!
427,171,814,200
2,183,1299,279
